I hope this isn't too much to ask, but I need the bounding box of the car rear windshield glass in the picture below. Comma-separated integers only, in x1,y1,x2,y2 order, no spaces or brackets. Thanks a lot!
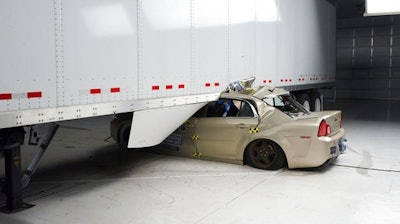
263,95,308,117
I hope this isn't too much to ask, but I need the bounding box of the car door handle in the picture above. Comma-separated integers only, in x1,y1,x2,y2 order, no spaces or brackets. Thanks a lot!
236,124,250,129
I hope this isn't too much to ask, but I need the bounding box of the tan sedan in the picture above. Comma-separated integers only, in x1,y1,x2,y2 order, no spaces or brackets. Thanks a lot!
159,85,346,170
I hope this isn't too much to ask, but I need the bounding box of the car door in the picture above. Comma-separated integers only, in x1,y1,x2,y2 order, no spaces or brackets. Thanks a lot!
194,99,259,160
161,107,207,157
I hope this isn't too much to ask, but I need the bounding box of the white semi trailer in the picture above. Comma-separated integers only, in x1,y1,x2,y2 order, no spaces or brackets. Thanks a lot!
0,0,336,212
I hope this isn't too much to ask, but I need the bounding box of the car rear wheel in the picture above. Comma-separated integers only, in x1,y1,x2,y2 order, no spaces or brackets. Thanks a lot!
245,140,286,170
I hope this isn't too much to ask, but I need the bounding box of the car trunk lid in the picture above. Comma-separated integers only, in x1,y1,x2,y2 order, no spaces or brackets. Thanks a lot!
296,111,343,135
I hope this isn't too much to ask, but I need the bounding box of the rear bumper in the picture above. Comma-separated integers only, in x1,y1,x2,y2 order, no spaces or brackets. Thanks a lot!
314,129,347,167
319,137,347,168
287,129,346,169
325,129,346,155
330,137,347,155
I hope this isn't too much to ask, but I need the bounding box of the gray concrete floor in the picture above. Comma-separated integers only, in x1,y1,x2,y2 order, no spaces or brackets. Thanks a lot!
1,99,400,224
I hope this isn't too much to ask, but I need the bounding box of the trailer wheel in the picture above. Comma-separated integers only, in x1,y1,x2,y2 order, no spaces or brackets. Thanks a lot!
311,92,322,112
296,93,311,111
245,140,286,170
118,123,131,149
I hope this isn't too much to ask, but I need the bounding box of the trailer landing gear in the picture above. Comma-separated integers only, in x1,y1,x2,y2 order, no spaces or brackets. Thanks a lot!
0,123,59,213
0,127,33,213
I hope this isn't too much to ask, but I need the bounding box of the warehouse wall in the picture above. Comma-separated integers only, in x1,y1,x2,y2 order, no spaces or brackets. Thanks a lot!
336,15,400,100
323,14,400,121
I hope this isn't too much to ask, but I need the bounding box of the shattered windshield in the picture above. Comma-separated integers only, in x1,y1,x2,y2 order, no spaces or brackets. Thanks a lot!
263,95,309,117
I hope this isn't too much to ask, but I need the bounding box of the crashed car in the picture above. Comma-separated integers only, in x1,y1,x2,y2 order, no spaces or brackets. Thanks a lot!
158,82,346,170
111,80,346,170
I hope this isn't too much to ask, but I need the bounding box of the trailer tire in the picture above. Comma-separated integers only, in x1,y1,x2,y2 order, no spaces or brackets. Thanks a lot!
311,92,322,112
296,93,311,111
118,123,131,149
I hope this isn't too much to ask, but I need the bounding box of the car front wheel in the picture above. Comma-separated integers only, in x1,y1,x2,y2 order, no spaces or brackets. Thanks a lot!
245,140,286,170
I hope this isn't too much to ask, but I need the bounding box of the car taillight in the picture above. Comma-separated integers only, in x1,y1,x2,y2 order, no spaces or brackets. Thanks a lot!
318,120,331,137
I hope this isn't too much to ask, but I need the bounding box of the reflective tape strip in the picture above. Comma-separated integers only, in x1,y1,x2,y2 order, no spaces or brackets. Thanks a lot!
27,91,42,98
152,84,187,90
90,88,101,94
110,87,120,93
280,79,293,82
0,92,43,100
0,93,12,100
205,82,220,87
80,87,121,95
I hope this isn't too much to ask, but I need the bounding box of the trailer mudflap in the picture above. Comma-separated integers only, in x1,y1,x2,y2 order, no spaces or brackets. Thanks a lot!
127,103,206,148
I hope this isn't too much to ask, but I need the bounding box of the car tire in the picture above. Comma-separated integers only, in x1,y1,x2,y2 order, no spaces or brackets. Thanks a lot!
118,122,131,149
311,92,322,112
245,140,286,170
296,93,311,111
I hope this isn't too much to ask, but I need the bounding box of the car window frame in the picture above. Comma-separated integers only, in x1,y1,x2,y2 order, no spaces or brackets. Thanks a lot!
193,98,258,119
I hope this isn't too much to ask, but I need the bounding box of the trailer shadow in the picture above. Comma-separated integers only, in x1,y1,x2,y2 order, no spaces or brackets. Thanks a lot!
0,143,164,208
